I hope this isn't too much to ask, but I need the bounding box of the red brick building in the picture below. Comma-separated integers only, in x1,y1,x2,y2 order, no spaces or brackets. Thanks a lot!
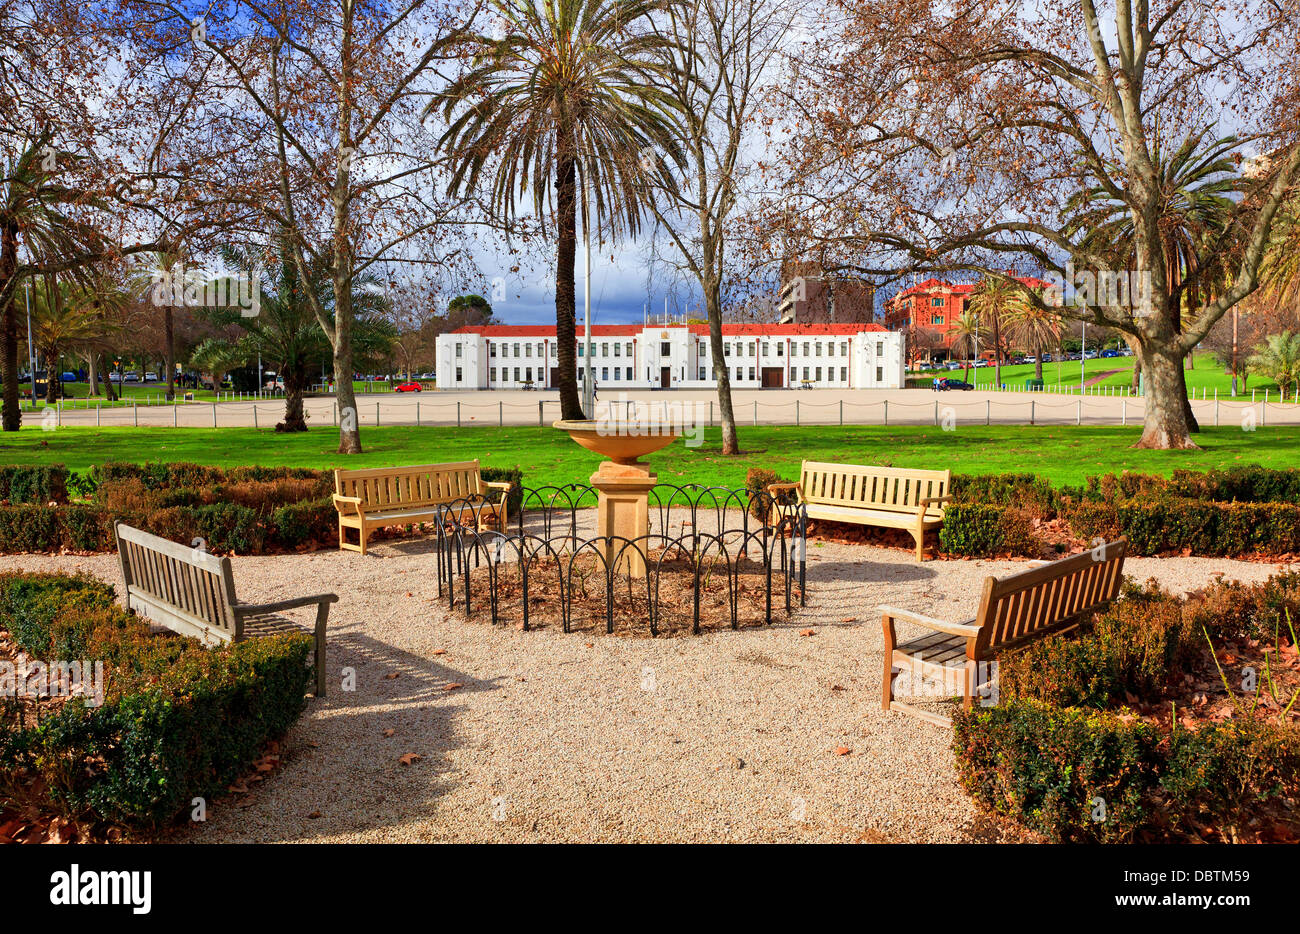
883,276,1049,363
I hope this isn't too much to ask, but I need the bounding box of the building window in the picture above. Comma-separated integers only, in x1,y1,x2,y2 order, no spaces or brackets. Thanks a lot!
876,366,883,382
455,344,462,358
815,367,822,381
489,343,496,357
625,367,632,380
578,344,584,357
931,297,943,306
749,367,756,381
699,367,706,380
525,367,532,381
735,367,742,382
877,341,884,355
790,367,797,383
826,342,834,357
840,367,847,382
513,367,520,381
661,342,671,356
536,343,543,357
777,343,783,356
601,343,608,357
626,342,632,357
841,342,848,356
803,367,810,381
761,342,769,356
602,367,609,380
724,343,731,356
524,344,531,357
931,314,943,325
490,368,496,382
613,368,621,380
613,343,620,357
802,342,810,356
456,366,463,382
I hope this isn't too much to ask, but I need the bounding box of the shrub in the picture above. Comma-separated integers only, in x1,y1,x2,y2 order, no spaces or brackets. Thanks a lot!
0,573,313,826
0,572,117,655
481,466,525,515
0,504,60,553
1069,497,1300,557
938,503,1038,557
744,468,796,522
0,465,69,504
269,497,335,548
999,582,1197,709
953,701,1159,842
950,473,1060,518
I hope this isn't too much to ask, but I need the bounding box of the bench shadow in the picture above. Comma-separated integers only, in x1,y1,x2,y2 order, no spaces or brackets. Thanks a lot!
185,627,499,843
804,560,937,585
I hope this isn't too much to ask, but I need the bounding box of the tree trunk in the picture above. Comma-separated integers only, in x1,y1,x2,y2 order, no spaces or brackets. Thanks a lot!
44,348,59,404
1135,346,1198,449
0,222,20,431
164,307,175,401
554,145,584,421
277,360,308,432
1034,335,1044,381
992,312,1002,388
703,272,738,454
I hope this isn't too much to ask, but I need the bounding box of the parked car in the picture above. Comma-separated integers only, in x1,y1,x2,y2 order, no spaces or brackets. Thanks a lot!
1100,349,1119,358
123,372,140,382
1023,356,1037,364
395,381,423,392
144,371,158,381
936,377,974,391
60,371,78,383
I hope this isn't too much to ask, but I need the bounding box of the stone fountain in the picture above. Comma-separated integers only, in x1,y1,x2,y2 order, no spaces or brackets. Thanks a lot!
553,419,682,577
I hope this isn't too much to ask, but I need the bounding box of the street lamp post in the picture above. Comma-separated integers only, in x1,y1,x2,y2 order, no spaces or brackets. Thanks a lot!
1080,321,1086,394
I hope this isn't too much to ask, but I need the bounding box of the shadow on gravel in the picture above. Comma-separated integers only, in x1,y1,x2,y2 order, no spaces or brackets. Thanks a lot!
186,629,499,842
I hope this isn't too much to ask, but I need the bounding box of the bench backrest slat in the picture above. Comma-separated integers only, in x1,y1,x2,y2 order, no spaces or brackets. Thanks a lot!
335,460,486,510
115,522,238,640
975,538,1128,656
799,461,951,514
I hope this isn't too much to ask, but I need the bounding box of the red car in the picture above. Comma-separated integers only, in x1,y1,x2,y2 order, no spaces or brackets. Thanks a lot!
395,381,423,392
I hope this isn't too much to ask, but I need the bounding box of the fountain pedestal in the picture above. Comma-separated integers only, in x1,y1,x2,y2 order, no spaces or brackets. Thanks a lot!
590,460,657,577
553,420,681,579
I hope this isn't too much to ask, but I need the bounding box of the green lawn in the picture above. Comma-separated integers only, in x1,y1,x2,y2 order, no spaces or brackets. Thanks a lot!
917,352,1289,397
0,423,1295,488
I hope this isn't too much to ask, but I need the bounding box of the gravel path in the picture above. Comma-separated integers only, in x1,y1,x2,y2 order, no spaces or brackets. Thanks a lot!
3,534,1291,844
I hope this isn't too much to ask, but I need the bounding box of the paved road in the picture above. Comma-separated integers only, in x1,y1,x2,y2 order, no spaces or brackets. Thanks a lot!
39,387,1300,429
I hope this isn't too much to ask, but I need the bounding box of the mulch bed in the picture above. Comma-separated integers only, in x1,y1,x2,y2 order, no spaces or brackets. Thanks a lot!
460,549,801,637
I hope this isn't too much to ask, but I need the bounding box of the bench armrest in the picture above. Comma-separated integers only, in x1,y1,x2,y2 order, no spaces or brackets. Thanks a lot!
879,605,981,637
332,494,365,516
916,494,953,512
766,482,801,497
484,481,513,492
235,593,339,616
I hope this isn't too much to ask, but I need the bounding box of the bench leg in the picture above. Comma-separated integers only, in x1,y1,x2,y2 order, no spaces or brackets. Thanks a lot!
881,613,896,711
912,527,926,562
314,602,329,697
338,521,364,554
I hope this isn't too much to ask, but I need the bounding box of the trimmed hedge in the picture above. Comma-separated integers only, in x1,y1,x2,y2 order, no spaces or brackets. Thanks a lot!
953,576,1300,841
938,503,1039,557
1069,498,1300,557
0,461,526,555
0,573,313,826
0,465,69,504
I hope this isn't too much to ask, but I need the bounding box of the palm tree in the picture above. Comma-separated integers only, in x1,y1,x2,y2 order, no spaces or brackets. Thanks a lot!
1066,127,1243,423
431,0,684,420
189,338,249,396
949,309,981,384
1002,303,1062,381
1259,195,1300,306
967,277,1033,387
0,133,111,429
1247,332,1300,399
28,274,110,402
204,239,396,432
126,248,192,402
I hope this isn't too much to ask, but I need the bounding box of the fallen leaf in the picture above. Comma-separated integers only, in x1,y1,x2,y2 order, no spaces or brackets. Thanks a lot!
399,753,423,766
384,672,401,680
834,746,852,756
444,683,464,692
800,628,815,637
432,649,447,656
382,729,395,738
306,811,322,820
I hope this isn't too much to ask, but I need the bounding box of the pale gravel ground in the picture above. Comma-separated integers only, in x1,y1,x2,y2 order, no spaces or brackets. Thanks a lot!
2,525,1291,844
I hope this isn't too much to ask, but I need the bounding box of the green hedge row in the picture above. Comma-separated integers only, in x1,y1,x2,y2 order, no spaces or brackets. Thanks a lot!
0,572,313,826
0,465,69,504
953,575,1300,841
0,461,526,554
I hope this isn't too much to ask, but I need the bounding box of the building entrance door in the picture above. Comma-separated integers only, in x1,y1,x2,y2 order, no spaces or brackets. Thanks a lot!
660,367,671,389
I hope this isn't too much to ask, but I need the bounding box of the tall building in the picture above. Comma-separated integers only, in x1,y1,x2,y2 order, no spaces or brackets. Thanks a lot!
778,262,876,324
436,322,905,390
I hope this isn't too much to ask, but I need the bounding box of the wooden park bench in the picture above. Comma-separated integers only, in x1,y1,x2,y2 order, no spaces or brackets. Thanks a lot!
332,460,511,555
114,522,336,696
768,461,952,560
880,538,1129,725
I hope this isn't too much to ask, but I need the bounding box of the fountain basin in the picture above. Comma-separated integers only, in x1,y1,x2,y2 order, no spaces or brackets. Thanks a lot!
552,419,681,466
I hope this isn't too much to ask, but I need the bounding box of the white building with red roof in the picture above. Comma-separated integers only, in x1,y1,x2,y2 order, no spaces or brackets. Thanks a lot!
436,322,905,390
